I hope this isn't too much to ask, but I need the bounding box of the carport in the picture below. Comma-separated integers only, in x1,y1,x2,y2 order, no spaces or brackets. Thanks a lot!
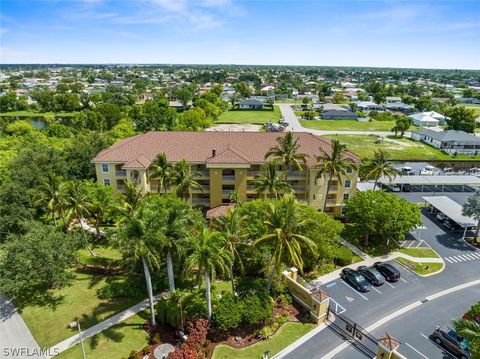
422,196,477,239
378,175,480,192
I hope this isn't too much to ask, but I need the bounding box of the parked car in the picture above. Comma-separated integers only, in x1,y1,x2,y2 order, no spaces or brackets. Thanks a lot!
436,213,447,221
443,220,459,230
432,326,471,359
357,266,385,286
373,262,401,282
340,268,371,292
279,118,289,126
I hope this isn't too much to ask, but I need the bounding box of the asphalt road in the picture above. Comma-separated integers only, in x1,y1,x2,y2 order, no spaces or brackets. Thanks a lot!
285,191,480,359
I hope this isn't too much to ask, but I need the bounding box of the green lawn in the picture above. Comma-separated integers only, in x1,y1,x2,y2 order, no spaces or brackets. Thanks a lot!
300,119,398,131
398,248,439,258
20,246,142,348
396,258,444,276
55,311,150,359
0,110,78,117
323,134,479,160
457,103,480,117
211,322,316,359
217,106,281,124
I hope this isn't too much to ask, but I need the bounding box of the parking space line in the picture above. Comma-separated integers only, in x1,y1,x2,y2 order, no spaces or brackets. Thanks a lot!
421,333,457,358
470,253,480,259
455,256,465,262
465,254,477,260
405,343,429,359
372,287,382,294
444,257,453,263
340,281,368,301
385,281,395,288
399,277,407,283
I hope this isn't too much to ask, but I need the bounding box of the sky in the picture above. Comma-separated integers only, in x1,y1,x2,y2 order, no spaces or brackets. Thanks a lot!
0,0,479,69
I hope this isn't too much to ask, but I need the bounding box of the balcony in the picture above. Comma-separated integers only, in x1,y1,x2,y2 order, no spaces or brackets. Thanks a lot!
192,198,210,205
247,171,262,177
150,185,159,192
326,199,339,206
246,185,257,191
196,170,210,178
192,185,209,193
291,186,305,192
222,175,235,182
286,171,305,179
116,170,127,177
328,185,339,193
117,184,126,191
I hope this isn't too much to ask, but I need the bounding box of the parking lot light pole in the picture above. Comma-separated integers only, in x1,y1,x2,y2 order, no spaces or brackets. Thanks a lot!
69,320,86,359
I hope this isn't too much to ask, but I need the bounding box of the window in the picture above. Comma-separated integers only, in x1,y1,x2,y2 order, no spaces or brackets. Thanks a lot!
103,178,111,186
341,208,347,215
101,163,109,173
344,180,351,188
346,167,353,174
343,193,349,200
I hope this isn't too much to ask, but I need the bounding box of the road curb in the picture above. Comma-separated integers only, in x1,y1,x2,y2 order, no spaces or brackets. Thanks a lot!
394,257,445,277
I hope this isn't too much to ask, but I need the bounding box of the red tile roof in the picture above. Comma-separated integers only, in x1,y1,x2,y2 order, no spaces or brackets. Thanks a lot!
92,131,358,168
206,204,236,219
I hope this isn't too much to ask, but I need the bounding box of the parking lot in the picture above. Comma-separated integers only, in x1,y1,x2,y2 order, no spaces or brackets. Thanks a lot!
334,283,480,359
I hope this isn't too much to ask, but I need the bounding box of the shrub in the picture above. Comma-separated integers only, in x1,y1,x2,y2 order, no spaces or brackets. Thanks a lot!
127,350,137,359
142,345,151,355
333,246,354,266
257,322,278,340
242,293,273,325
212,293,243,332
277,314,288,326
156,293,182,328
168,319,210,359
236,276,268,297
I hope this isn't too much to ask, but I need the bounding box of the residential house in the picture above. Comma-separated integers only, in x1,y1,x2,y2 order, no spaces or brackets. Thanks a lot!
411,129,480,155
409,111,448,127
92,132,359,215
355,101,385,111
320,109,359,120
386,96,402,103
458,97,480,105
138,92,155,101
384,103,414,114
237,99,265,110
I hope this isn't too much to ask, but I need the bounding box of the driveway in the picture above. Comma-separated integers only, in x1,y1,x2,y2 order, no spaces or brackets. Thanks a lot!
278,103,410,137
0,296,45,359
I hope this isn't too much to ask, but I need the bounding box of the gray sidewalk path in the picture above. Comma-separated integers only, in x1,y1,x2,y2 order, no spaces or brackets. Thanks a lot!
47,294,163,358
0,296,44,359
339,238,371,260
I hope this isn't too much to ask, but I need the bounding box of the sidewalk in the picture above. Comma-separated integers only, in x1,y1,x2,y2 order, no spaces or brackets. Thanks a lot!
310,252,444,287
47,294,163,358
339,238,371,260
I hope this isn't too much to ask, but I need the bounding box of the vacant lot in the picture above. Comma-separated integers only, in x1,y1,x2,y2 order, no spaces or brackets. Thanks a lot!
323,134,478,160
217,106,281,124
300,119,397,131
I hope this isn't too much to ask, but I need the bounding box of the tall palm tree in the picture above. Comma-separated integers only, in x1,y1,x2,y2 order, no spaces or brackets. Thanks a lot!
116,205,160,327
265,132,308,181
184,226,232,320
36,176,68,226
172,160,202,202
64,180,93,255
253,194,317,291
315,139,356,212
149,152,172,194
161,203,195,291
463,189,480,239
212,209,247,292
252,161,291,199
120,182,146,215
453,318,480,355
359,149,397,190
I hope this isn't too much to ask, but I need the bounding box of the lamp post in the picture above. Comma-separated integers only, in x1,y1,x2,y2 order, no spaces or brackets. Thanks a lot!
69,320,86,359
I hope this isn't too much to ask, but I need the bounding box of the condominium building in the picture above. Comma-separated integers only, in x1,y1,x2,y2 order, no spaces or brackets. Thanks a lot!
92,131,359,215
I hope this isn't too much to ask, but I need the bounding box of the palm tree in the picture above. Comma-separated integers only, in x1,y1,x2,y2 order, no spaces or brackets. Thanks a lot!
265,132,308,181
184,226,232,320
252,161,291,199
212,209,247,292
463,189,480,239
172,160,202,202
149,152,172,194
315,139,356,212
64,180,93,255
359,149,397,190
453,318,480,355
36,175,68,226
253,194,317,291
120,182,146,215
161,203,195,291
116,206,160,327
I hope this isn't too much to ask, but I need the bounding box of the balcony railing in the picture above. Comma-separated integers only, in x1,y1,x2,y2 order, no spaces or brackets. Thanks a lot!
117,184,126,191
286,171,305,178
192,198,210,205
326,199,338,206
222,175,235,182
328,185,339,192
116,170,127,177
247,185,257,191
291,186,305,192
192,186,208,193
247,171,262,177
196,170,210,177
150,185,159,192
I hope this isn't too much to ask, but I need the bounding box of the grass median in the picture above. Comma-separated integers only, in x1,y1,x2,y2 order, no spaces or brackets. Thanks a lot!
396,258,444,276
398,248,439,258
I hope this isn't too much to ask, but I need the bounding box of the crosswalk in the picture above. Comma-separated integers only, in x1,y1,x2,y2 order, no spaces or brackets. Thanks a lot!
444,252,480,263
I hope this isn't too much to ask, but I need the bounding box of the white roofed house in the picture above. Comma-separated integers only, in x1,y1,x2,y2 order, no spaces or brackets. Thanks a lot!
409,111,448,127
411,128,480,155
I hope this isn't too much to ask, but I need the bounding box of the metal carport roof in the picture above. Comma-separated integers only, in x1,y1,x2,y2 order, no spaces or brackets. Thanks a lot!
378,175,480,186
422,196,476,228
